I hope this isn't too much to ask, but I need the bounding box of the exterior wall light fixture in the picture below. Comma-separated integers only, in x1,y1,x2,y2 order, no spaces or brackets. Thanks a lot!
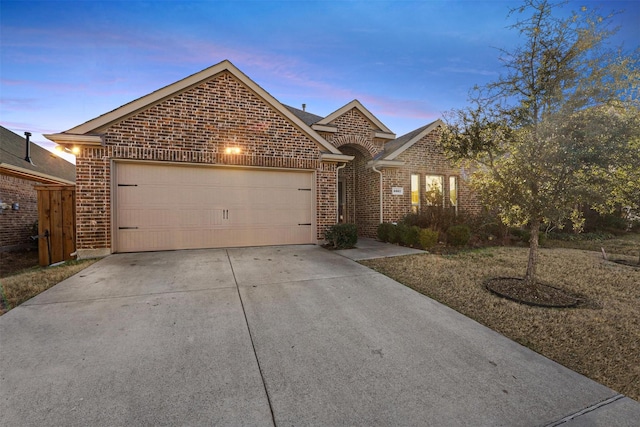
55,145,81,155
224,147,241,155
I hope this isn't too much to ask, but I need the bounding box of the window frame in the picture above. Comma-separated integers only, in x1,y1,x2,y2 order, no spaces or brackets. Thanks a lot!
449,175,458,213
411,174,421,213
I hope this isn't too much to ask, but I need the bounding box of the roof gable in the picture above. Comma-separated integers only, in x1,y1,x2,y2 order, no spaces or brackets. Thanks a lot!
316,100,395,136
47,60,342,155
377,119,443,161
0,126,75,184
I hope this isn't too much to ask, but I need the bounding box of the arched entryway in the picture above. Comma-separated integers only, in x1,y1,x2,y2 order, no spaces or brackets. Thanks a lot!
337,144,381,237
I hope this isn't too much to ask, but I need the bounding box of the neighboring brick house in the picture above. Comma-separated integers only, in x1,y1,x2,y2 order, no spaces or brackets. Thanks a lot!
45,60,479,258
0,126,75,251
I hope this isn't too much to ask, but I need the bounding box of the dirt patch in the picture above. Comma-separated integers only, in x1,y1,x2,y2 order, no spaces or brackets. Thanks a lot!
0,250,39,278
361,246,640,401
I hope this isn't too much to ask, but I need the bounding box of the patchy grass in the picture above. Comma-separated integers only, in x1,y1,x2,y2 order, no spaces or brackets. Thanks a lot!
545,232,640,258
0,259,98,315
361,243,640,401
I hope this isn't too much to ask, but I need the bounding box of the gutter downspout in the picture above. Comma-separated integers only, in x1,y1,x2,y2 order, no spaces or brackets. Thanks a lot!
336,163,347,223
372,164,383,224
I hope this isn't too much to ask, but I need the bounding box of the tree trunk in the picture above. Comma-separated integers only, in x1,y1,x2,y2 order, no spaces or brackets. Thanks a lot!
524,219,541,287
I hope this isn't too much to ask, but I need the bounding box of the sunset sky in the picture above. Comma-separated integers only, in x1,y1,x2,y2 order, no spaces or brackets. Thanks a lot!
1,0,638,162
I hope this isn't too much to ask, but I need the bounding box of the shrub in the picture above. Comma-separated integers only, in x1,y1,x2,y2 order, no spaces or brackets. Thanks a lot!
388,224,402,244
377,223,395,243
403,208,462,233
399,225,421,247
419,228,439,249
447,225,471,247
325,223,358,249
465,210,509,241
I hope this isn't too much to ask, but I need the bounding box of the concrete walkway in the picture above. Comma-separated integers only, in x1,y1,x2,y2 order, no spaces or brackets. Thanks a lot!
334,237,425,260
1,244,638,426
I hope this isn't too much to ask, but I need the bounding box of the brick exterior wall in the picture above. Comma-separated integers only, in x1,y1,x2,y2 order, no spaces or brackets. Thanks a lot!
385,129,481,222
0,174,38,250
325,114,481,238
322,108,385,237
73,70,481,251
74,71,337,252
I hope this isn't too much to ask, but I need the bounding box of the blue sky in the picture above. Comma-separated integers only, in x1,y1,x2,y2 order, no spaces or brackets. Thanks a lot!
1,0,638,162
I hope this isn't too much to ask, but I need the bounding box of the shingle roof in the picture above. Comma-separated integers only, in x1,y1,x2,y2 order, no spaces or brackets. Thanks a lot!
284,105,324,126
375,120,441,160
0,126,75,183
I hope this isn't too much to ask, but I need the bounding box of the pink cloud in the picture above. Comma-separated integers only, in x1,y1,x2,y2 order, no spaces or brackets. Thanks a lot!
0,121,58,135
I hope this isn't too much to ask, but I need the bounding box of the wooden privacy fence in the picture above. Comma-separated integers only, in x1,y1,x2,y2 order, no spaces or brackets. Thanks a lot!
34,185,75,266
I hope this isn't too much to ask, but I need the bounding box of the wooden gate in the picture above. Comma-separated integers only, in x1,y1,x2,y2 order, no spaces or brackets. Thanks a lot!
34,185,75,266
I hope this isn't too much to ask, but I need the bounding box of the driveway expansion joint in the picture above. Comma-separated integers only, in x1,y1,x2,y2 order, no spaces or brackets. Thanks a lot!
543,394,625,426
226,249,277,427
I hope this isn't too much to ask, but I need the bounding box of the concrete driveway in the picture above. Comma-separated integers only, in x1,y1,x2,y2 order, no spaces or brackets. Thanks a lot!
1,244,638,426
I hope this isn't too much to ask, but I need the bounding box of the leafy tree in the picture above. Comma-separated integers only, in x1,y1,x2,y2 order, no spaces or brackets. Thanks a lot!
441,0,640,286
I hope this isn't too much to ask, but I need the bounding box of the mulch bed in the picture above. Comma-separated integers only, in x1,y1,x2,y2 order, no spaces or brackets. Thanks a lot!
485,277,580,308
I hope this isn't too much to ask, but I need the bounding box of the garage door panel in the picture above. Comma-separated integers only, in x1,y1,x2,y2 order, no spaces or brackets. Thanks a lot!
115,163,314,252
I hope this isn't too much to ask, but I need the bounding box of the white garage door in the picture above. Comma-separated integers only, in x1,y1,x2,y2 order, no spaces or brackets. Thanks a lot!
114,162,314,252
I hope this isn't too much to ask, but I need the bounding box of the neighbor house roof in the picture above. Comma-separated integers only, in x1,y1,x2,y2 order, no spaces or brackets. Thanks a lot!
45,60,349,160
0,126,75,184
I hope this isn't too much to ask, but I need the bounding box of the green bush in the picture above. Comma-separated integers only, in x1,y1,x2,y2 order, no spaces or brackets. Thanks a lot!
398,224,421,247
446,225,471,247
388,224,402,244
325,223,358,249
419,228,439,249
465,210,509,241
377,222,395,242
403,208,463,233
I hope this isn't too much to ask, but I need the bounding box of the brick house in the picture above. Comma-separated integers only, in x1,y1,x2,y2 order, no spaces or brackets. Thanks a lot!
0,126,76,251
45,60,479,258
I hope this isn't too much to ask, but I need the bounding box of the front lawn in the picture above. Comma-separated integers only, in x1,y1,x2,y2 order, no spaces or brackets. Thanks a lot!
361,235,640,401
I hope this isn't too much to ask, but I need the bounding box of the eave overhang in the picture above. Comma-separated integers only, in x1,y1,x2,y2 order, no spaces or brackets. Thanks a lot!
0,164,75,185
374,132,396,140
43,133,104,146
367,159,405,169
311,124,338,133
321,153,355,163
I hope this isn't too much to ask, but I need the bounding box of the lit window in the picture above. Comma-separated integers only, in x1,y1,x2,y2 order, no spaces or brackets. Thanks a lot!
425,175,444,206
411,174,420,213
450,176,458,211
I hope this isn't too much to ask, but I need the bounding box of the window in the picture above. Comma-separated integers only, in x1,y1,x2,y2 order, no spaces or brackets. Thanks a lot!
450,176,458,212
425,175,444,206
411,174,420,213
